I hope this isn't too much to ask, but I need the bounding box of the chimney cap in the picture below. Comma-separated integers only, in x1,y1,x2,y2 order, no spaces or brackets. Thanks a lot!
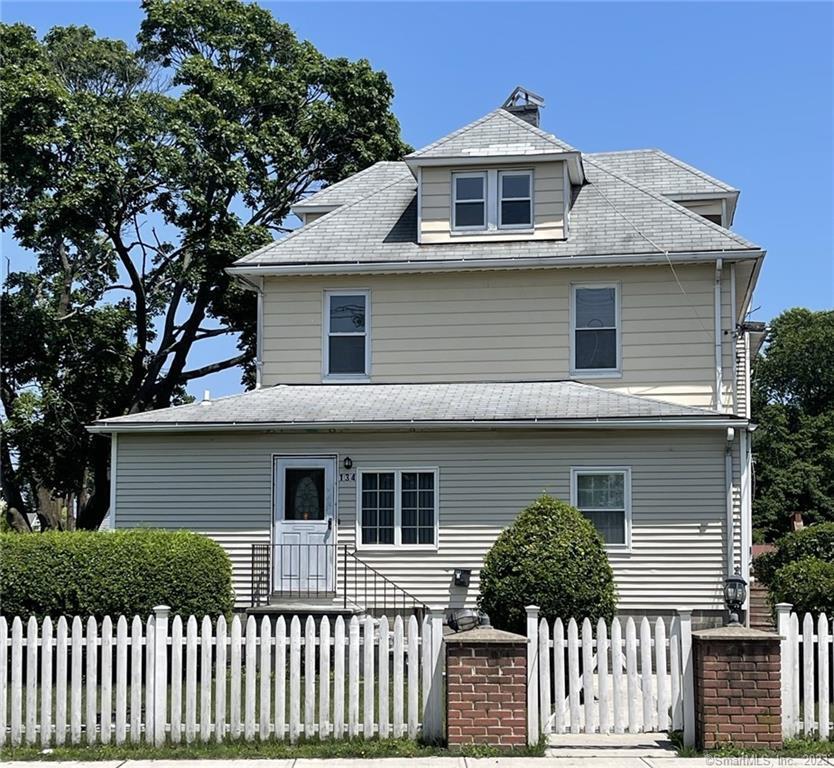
502,85,545,110
501,86,544,127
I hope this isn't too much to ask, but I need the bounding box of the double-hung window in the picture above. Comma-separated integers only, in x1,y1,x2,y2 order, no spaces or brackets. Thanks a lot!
572,283,620,374
498,170,533,228
571,467,631,549
325,291,369,378
358,469,438,548
452,172,486,230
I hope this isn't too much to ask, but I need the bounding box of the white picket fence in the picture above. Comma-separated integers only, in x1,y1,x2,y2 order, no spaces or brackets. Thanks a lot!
526,607,695,747
0,607,444,747
776,604,833,740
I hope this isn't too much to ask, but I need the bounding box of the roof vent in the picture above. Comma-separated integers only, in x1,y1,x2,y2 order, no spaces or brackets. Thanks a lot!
501,86,544,127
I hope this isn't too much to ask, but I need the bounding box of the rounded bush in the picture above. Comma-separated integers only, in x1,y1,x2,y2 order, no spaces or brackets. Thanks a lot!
0,529,233,619
477,494,617,634
769,557,834,617
753,522,834,587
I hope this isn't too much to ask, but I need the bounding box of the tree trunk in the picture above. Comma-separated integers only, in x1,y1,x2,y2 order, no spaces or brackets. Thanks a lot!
75,434,112,530
3,506,32,532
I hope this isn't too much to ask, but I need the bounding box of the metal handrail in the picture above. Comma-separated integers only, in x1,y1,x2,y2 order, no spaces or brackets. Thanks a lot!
342,544,430,619
251,542,430,619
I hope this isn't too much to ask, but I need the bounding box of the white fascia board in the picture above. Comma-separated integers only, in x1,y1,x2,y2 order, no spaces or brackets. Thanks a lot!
89,416,747,434
226,249,764,279
290,203,341,216
670,190,740,226
405,152,584,184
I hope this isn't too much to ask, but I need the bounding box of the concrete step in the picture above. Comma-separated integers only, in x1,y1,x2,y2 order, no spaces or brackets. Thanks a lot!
546,732,677,758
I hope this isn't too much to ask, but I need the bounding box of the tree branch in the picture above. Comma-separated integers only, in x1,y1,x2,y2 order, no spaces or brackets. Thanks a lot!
181,352,247,381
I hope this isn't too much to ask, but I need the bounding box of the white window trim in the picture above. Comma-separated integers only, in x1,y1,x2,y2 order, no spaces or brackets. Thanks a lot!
322,289,371,381
451,171,488,231
355,467,440,551
570,281,622,378
570,466,632,552
498,169,534,230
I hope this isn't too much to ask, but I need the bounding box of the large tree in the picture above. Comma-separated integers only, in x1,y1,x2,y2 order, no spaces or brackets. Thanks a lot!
1,0,408,531
751,308,834,541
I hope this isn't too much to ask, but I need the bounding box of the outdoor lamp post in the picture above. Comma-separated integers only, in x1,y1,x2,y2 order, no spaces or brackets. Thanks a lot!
723,572,747,626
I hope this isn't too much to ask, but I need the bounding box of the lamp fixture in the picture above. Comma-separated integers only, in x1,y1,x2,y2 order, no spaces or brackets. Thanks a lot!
343,456,353,470
723,571,747,626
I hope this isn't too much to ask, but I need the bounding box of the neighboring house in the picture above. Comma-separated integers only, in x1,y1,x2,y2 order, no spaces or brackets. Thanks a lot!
91,87,767,625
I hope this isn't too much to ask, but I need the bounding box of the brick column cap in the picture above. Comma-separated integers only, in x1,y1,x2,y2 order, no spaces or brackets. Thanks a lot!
445,626,526,645
692,626,780,641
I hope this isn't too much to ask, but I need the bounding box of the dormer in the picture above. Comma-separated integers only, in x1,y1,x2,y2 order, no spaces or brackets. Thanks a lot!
404,88,584,244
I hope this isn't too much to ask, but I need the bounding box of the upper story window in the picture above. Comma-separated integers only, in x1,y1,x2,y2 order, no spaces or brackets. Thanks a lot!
571,283,620,375
452,172,487,230
498,171,533,229
571,467,631,549
324,290,369,378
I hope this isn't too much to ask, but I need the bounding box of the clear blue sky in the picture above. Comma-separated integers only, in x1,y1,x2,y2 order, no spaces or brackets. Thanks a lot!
3,1,832,398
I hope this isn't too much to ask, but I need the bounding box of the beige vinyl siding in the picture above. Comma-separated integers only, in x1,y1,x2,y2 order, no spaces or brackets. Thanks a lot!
678,199,724,220
114,428,730,612
420,162,565,243
262,264,729,408
736,332,750,419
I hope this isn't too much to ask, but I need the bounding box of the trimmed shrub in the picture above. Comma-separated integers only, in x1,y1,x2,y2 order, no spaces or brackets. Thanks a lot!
477,494,617,634
753,522,834,586
0,529,233,619
769,557,834,617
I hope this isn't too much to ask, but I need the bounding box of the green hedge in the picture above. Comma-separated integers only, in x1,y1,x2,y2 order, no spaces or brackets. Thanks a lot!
769,557,834,617
753,523,834,586
0,530,234,619
478,494,617,634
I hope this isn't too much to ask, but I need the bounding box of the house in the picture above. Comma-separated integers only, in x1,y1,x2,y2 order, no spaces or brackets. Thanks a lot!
91,87,766,626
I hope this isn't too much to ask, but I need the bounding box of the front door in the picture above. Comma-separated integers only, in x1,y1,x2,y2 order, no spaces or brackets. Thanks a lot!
273,456,336,594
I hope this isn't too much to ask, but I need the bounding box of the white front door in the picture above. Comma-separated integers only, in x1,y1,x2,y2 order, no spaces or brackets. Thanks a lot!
273,456,336,594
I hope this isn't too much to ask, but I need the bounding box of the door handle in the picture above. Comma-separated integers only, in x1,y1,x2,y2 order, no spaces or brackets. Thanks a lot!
327,518,333,532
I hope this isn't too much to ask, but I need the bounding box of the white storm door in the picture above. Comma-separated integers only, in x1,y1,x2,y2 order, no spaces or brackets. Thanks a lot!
273,456,336,594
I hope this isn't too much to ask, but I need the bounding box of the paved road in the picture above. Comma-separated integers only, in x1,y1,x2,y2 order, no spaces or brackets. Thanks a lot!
5,758,834,767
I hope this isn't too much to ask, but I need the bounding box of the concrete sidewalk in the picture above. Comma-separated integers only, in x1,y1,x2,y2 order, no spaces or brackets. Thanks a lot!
5,758,834,767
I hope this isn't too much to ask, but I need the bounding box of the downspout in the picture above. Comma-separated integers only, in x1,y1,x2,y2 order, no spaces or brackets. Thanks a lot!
714,258,724,411
739,427,753,620
730,263,737,415
235,275,264,389
725,427,735,578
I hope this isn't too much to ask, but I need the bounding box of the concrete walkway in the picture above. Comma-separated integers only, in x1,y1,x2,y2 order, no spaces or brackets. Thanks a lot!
5,758,834,767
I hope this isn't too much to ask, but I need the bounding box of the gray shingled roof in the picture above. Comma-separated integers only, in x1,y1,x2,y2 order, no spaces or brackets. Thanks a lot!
235,154,757,269
405,108,576,158
293,162,411,211
587,149,737,196
92,381,739,431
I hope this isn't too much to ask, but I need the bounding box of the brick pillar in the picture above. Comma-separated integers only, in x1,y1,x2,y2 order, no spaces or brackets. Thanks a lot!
445,625,527,749
692,626,782,750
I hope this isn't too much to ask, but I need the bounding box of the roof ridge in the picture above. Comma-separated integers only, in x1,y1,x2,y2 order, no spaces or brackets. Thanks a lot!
236,172,416,263
294,161,407,209
405,110,501,158
648,148,737,193
582,155,755,249
495,107,578,152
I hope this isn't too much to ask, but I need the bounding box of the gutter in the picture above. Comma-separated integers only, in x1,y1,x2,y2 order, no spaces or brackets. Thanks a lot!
227,249,765,279
88,416,748,435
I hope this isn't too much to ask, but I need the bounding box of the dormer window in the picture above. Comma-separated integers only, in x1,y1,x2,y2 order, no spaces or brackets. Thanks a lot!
499,171,533,229
452,172,487,230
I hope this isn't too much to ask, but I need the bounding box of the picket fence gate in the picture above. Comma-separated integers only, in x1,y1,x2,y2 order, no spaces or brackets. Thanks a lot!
777,604,833,740
0,606,444,747
526,607,695,746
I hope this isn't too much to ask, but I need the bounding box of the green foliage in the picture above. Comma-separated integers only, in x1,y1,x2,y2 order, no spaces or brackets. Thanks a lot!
752,522,834,586
0,529,233,619
0,2,408,529
769,557,834,617
477,494,617,634
752,308,834,541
